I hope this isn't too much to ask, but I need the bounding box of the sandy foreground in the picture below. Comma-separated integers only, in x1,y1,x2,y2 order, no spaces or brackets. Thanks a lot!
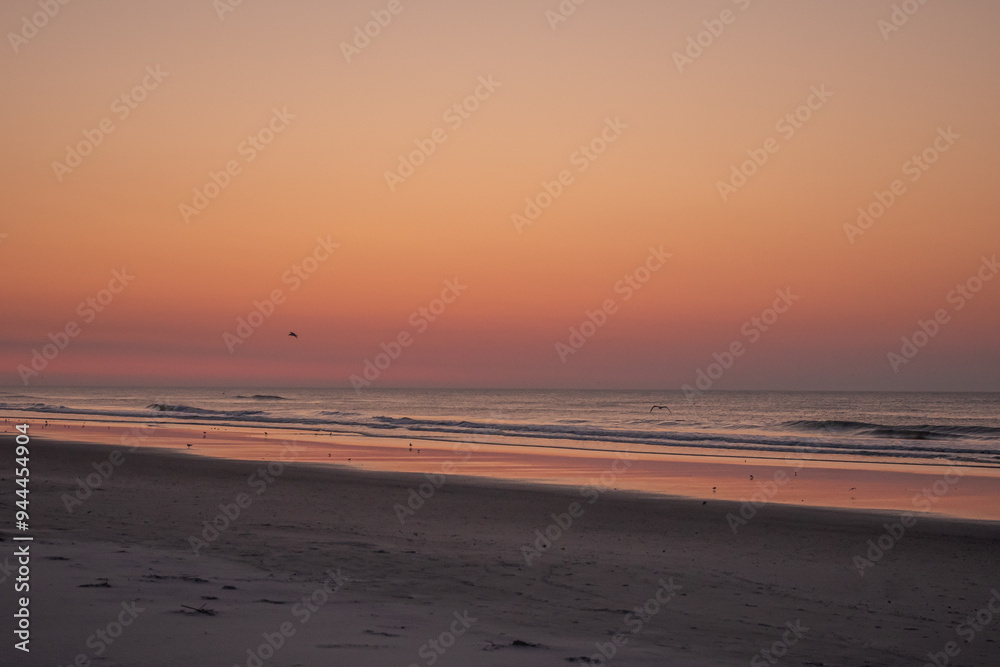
2,437,1000,666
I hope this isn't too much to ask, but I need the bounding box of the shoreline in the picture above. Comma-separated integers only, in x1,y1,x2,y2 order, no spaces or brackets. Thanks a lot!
21,418,1000,522
10,403,1000,467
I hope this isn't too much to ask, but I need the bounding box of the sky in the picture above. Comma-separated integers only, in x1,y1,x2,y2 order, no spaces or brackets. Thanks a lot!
1,0,998,390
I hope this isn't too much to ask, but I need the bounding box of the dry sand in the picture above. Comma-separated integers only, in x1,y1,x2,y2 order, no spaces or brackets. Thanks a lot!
3,437,1000,666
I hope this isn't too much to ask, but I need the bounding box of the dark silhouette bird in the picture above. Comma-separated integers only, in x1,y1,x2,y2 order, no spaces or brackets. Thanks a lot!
288,332,298,338
649,405,672,413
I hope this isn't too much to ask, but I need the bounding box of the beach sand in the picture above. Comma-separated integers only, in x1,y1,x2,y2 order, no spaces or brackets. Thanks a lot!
4,436,1000,666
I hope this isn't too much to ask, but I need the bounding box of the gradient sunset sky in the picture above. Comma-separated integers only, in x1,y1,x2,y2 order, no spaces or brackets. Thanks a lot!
2,0,998,390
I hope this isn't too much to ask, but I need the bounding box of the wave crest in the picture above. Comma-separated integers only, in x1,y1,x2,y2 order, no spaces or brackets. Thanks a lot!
783,420,1000,440
233,394,289,401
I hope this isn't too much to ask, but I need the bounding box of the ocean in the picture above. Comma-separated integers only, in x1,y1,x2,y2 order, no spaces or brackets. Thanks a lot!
2,388,998,466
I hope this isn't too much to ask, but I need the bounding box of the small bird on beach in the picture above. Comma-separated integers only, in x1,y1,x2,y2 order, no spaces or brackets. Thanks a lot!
288,332,298,338
749,475,754,480
649,405,672,413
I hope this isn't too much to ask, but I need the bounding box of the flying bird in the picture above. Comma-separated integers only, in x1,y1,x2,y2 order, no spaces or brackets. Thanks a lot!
649,405,672,413
288,332,298,338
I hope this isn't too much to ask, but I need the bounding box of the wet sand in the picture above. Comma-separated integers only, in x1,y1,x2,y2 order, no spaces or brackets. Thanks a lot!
30,418,1000,521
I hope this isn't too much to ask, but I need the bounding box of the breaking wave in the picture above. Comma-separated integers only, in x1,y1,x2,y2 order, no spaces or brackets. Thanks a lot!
783,420,1000,441
233,394,289,401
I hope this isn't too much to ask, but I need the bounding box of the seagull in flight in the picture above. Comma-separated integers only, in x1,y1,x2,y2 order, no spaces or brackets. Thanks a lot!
649,405,672,413
288,332,298,338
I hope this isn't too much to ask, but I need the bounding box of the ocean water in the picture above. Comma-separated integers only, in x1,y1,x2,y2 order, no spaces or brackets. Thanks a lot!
2,388,999,466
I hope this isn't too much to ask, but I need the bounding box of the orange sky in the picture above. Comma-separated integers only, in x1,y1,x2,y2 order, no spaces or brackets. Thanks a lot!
1,0,998,390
